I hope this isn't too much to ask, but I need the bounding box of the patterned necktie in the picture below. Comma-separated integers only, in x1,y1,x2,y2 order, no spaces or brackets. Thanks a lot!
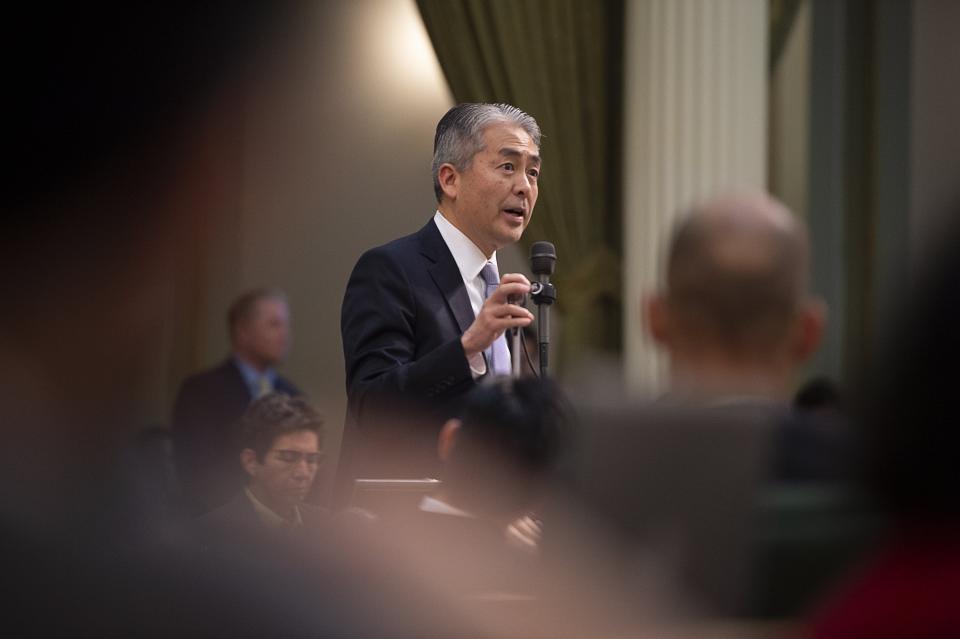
479,262,512,377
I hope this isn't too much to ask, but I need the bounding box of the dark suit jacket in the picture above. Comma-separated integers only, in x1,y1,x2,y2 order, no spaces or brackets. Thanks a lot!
171,359,299,514
340,219,479,483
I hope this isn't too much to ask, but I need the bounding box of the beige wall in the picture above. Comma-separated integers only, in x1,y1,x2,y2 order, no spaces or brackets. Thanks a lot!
910,0,960,264
622,0,769,394
190,0,455,480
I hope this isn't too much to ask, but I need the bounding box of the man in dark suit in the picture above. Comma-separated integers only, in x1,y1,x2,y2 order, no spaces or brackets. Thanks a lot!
173,288,301,514
340,103,542,483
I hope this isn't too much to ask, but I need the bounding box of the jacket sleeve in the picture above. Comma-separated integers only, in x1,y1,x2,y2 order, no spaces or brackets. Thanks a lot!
340,247,474,425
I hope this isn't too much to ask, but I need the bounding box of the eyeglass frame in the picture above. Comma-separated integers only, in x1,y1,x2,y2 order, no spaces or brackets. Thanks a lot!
271,449,324,465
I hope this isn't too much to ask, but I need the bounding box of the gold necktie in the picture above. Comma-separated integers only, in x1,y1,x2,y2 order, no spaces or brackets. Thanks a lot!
257,375,273,398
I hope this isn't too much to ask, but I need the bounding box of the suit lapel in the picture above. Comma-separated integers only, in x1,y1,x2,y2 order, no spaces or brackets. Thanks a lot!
224,359,254,403
419,220,475,334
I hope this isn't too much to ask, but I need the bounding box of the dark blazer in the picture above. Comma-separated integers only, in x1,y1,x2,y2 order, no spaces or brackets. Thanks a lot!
171,359,299,514
340,219,479,482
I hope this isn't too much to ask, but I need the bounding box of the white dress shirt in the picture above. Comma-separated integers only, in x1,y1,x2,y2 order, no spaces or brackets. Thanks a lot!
433,211,496,377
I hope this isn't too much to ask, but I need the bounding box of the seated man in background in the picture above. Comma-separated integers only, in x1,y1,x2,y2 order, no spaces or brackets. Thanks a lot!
173,288,301,514
197,392,326,547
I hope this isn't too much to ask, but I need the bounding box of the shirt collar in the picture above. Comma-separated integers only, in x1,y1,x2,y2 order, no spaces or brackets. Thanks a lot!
433,211,497,283
232,355,277,390
244,486,303,528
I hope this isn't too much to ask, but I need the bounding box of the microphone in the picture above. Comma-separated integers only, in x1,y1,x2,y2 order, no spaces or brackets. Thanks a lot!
529,242,557,377
530,241,556,281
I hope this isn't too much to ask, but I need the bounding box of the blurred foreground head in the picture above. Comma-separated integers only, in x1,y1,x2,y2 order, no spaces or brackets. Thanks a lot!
810,206,960,639
0,8,515,637
864,208,960,523
438,377,564,519
0,4,300,529
646,190,825,400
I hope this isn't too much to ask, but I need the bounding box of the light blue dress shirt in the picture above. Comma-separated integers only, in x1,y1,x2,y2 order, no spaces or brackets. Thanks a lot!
232,355,279,401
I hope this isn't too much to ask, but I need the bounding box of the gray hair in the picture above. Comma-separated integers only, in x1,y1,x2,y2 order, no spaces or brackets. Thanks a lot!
431,103,542,202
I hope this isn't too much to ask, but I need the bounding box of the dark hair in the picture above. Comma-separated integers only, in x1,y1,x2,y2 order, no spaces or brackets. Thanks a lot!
447,377,564,485
227,288,287,338
239,393,323,462
431,103,541,202
794,376,841,412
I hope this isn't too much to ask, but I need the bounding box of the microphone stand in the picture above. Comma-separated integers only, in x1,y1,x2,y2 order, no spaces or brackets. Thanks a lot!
511,326,522,377
530,280,556,378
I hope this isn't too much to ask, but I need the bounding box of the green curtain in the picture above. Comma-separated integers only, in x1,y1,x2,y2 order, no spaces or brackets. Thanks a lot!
806,0,911,383
416,0,625,368
769,0,805,71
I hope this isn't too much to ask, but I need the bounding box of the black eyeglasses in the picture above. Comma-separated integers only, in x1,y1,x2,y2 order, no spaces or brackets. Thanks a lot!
273,450,323,465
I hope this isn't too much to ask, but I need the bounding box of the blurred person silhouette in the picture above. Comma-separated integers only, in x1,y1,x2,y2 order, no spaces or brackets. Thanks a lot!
173,288,301,515
367,379,562,583
196,393,327,549
348,377,565,637
423,377,560,553
646,191,857,483
646,192,869,612
0,4,476,636
645,190,826,406
811,209,960,639
542,192,867,630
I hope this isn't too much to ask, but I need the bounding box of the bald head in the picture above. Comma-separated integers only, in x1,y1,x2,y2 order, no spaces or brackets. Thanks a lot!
662,191,812,360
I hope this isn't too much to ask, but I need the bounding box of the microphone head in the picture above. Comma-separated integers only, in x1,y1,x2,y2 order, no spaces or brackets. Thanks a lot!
530,241,556,276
